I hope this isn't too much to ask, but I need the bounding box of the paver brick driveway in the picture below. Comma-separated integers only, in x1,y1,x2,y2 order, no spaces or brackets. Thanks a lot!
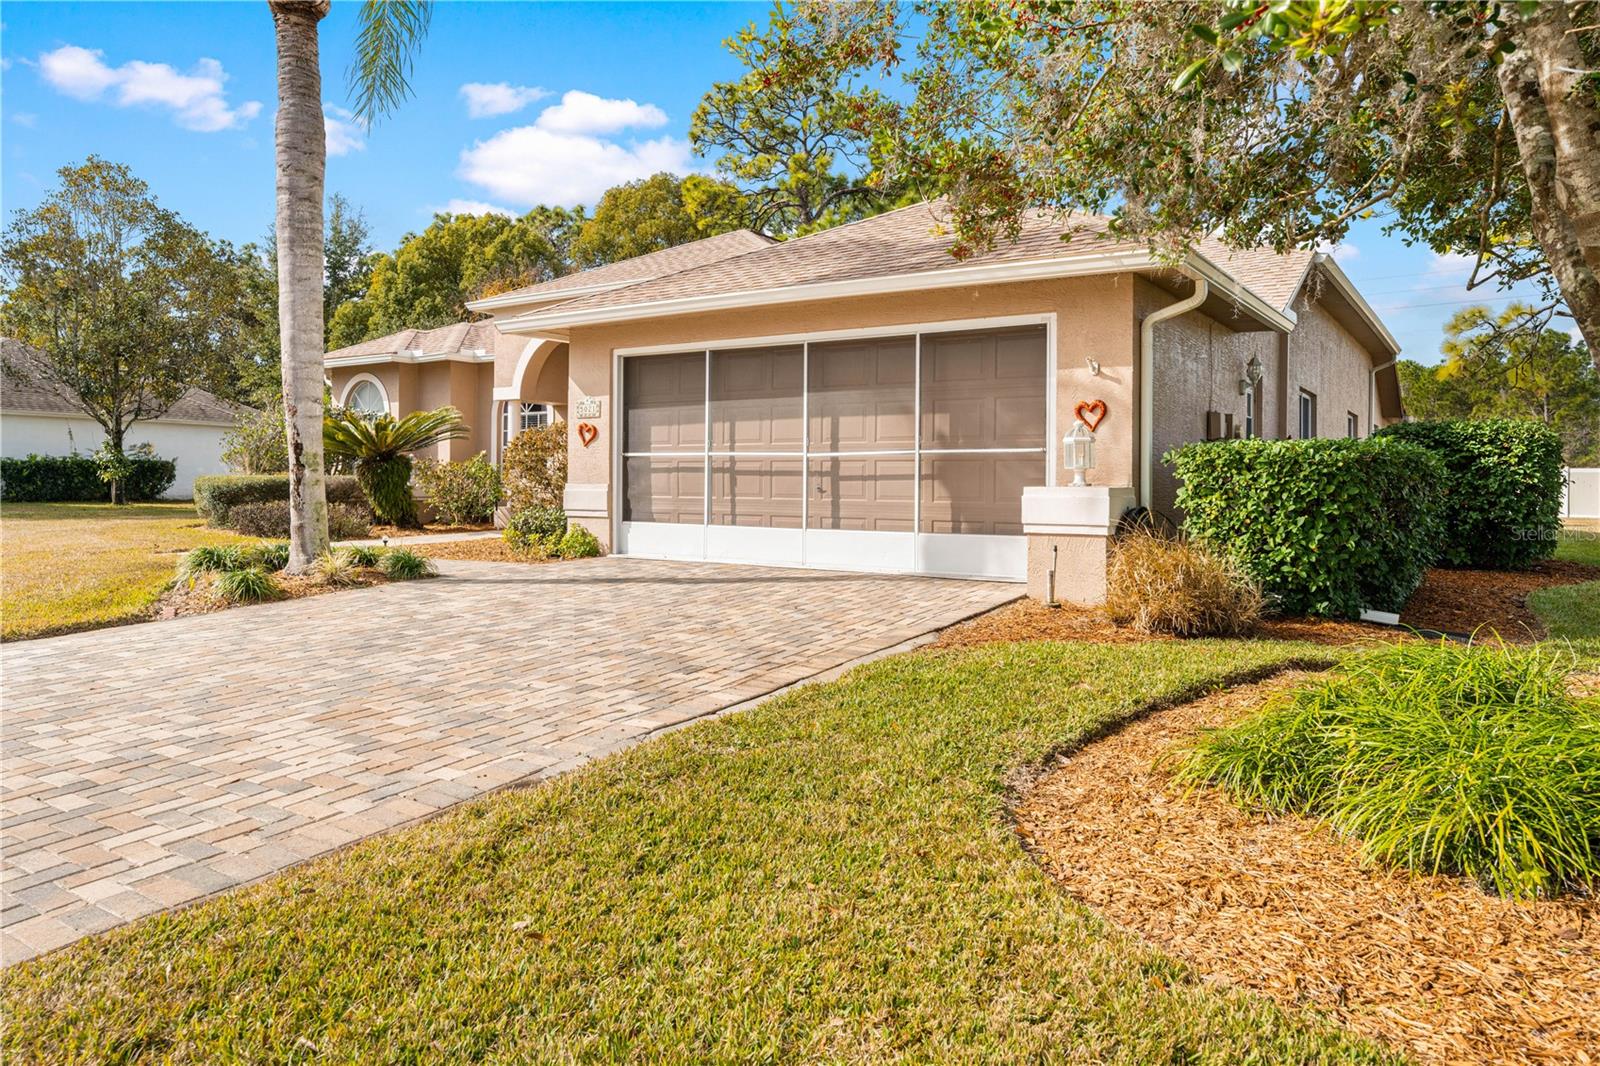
2,556,1016,964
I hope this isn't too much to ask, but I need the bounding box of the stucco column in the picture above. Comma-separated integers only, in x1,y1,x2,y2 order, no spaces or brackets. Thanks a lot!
1021,486,1136,604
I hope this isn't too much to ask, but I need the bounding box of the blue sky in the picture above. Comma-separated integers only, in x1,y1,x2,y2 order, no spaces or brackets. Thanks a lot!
1,1,1557,364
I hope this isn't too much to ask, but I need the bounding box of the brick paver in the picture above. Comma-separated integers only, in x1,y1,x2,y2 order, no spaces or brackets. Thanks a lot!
1,556,1015,964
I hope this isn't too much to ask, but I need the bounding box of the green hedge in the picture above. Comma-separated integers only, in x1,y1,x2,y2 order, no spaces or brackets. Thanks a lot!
0,454,176,502
193,474,366,527
1375,418,1564,570
1169,437,1444,619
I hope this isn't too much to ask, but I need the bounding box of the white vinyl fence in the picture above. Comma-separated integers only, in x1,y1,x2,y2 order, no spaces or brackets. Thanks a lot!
1564,467,1599,519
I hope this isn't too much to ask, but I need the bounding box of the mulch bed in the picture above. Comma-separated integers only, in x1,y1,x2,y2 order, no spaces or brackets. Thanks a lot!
1012,672,1599,1066
933,560,1600,651
155,567,392,620
366,522,497,539
410,539,548,564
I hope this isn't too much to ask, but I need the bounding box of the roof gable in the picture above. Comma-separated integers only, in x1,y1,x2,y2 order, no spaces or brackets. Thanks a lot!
0,337,248,424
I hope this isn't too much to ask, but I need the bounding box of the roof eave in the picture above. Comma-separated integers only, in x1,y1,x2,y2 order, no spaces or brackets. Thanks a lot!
1309,253,1402,357
465,279,640,314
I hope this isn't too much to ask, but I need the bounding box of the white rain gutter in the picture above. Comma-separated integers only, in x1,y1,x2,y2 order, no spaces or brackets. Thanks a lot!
1139,272,1210,508
1368,355,1398,435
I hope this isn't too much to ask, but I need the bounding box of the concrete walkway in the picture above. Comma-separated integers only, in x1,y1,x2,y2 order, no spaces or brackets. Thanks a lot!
1,556,1016,964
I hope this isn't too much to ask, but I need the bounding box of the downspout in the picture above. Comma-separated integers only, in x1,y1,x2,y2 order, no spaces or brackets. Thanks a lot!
1139,272,1210,508
1368,356,1398,436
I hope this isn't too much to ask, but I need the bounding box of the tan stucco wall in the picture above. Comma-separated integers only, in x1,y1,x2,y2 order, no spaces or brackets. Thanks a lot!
1285,297,1380,440
558,276,1142,547
327,361,494,462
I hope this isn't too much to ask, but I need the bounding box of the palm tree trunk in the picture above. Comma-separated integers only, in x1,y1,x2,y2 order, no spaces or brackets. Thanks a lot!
271,0,331,572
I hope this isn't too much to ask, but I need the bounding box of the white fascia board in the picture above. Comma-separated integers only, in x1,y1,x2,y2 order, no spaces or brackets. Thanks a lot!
1183,249,1298,333
324,349,494,369
465,279,639,314
1313,253,1402,356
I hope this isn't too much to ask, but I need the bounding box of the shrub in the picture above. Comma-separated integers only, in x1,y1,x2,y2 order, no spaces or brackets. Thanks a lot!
215,566,282,604
504,504,567,555
1170,437,1444,618
311,551,359,586
1375,418,1564,570
221,406,289,474
0,453,175,502
413,452,501,526
224,501,372,540
555,524,603,560
323,406,469,527
1174,641,1600,899
192,474,366,527
1104,530,1262,636
501,422,567,514
378,547,435,580
179,544,246,580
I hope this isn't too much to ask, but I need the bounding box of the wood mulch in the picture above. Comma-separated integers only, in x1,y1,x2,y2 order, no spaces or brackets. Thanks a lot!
1012,672,1599,1066
933,559,1600,651
366,522,497,539
155,567,392,620
410,539,550,564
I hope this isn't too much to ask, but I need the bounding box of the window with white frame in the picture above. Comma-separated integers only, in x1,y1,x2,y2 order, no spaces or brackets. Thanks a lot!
1347,411,1360,439
502,402,551,448
1298,389,1317,438
345,379,387,417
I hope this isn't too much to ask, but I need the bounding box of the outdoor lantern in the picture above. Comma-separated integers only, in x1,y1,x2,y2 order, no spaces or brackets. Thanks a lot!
1238,353,1264,395
1064,420,1096,487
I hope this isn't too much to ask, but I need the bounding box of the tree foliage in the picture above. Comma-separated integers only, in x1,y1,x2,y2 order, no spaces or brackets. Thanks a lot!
570,173,746,267
1400,305,1599,464
0,157,250,497
758,1,1600,356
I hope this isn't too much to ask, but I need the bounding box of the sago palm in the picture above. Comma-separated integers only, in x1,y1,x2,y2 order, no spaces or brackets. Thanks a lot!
324,405,467,527
270,0,431,571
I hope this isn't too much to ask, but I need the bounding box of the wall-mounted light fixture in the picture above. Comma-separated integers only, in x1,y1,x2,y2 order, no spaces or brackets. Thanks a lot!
1085,355,1101,376
1238,353,1264,395
1064,420,1096,487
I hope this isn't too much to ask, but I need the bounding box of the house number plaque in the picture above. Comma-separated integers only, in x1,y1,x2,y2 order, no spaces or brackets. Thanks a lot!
574,397,602,420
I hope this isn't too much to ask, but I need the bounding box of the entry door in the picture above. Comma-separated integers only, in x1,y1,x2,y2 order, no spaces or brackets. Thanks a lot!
618,324,1047,580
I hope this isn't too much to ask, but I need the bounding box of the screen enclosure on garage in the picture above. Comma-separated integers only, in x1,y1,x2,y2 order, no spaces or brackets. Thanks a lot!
617,320,1052,580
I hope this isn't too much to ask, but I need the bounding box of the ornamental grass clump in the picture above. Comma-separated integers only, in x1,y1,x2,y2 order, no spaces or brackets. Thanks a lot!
1174,641,1600,898
1104,530,1262,636
214,566,282,604
179,544,246,580
311,550,360,587
378,547,435,580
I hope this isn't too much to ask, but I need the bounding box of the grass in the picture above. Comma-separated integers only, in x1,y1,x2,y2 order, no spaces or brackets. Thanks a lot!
1532,527,1600,656
1554,526,1600,568
0,502,247,640
0,640,1400,1064
1175,641,1600,898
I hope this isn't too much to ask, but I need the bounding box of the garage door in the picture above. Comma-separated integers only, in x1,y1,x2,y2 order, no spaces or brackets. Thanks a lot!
618,324,1048,580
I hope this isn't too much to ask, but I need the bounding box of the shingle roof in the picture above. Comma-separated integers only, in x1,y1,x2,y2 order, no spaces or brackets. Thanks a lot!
477,228,777,307
0,337,248,424
519,201,1323,323
324,320,504,362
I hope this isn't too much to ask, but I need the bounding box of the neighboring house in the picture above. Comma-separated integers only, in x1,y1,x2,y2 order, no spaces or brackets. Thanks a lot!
0,337,246,500
326,202,1402,601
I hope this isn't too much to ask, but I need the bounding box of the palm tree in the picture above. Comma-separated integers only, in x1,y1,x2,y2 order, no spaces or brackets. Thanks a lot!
270,0,431,572
324,406,467,527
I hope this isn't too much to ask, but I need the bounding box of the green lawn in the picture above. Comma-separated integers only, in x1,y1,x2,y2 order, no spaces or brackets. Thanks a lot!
1535,528,1600,654
0,639,1400,1064
1555,526,1600,568
0,502,246,641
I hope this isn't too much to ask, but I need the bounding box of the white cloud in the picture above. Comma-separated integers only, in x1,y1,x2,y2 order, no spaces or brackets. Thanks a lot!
443,198,515,217
1424,250,1476,280
1316,241,1359,264
459,81,550,119
534,90,667,135
324,105,365,157
11,112,37,128
38,45,260,131
458,125,691,207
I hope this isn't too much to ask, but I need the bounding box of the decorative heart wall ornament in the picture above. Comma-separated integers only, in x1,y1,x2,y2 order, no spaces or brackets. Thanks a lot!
577,422,599,447
1074,400,1108,432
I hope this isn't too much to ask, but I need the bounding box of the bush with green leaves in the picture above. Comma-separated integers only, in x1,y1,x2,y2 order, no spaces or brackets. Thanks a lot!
225,501,371,541
221,406,289,474
215,566,282,604
378,547,436,580
193,474,366,527
1174,641,1600,899
1169,437,1444,618
413,452,501,526
323,406,469,527
501,422,567,515
1375,418,1564,570
0,453,176,502
555,524,603,559
503,504,568,555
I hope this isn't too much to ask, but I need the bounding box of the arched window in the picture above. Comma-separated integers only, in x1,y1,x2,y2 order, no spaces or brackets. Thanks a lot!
346,379,386,417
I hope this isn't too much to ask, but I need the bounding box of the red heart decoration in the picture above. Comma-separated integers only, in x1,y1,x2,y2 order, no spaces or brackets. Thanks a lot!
1074,399,1107,432
577,422,598,447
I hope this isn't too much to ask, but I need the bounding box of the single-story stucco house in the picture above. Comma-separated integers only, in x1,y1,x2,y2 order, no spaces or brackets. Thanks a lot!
1,337,245,500
326,201,1402,601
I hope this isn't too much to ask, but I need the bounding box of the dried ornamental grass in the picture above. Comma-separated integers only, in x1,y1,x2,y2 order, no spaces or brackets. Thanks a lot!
1105,530,1263,636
